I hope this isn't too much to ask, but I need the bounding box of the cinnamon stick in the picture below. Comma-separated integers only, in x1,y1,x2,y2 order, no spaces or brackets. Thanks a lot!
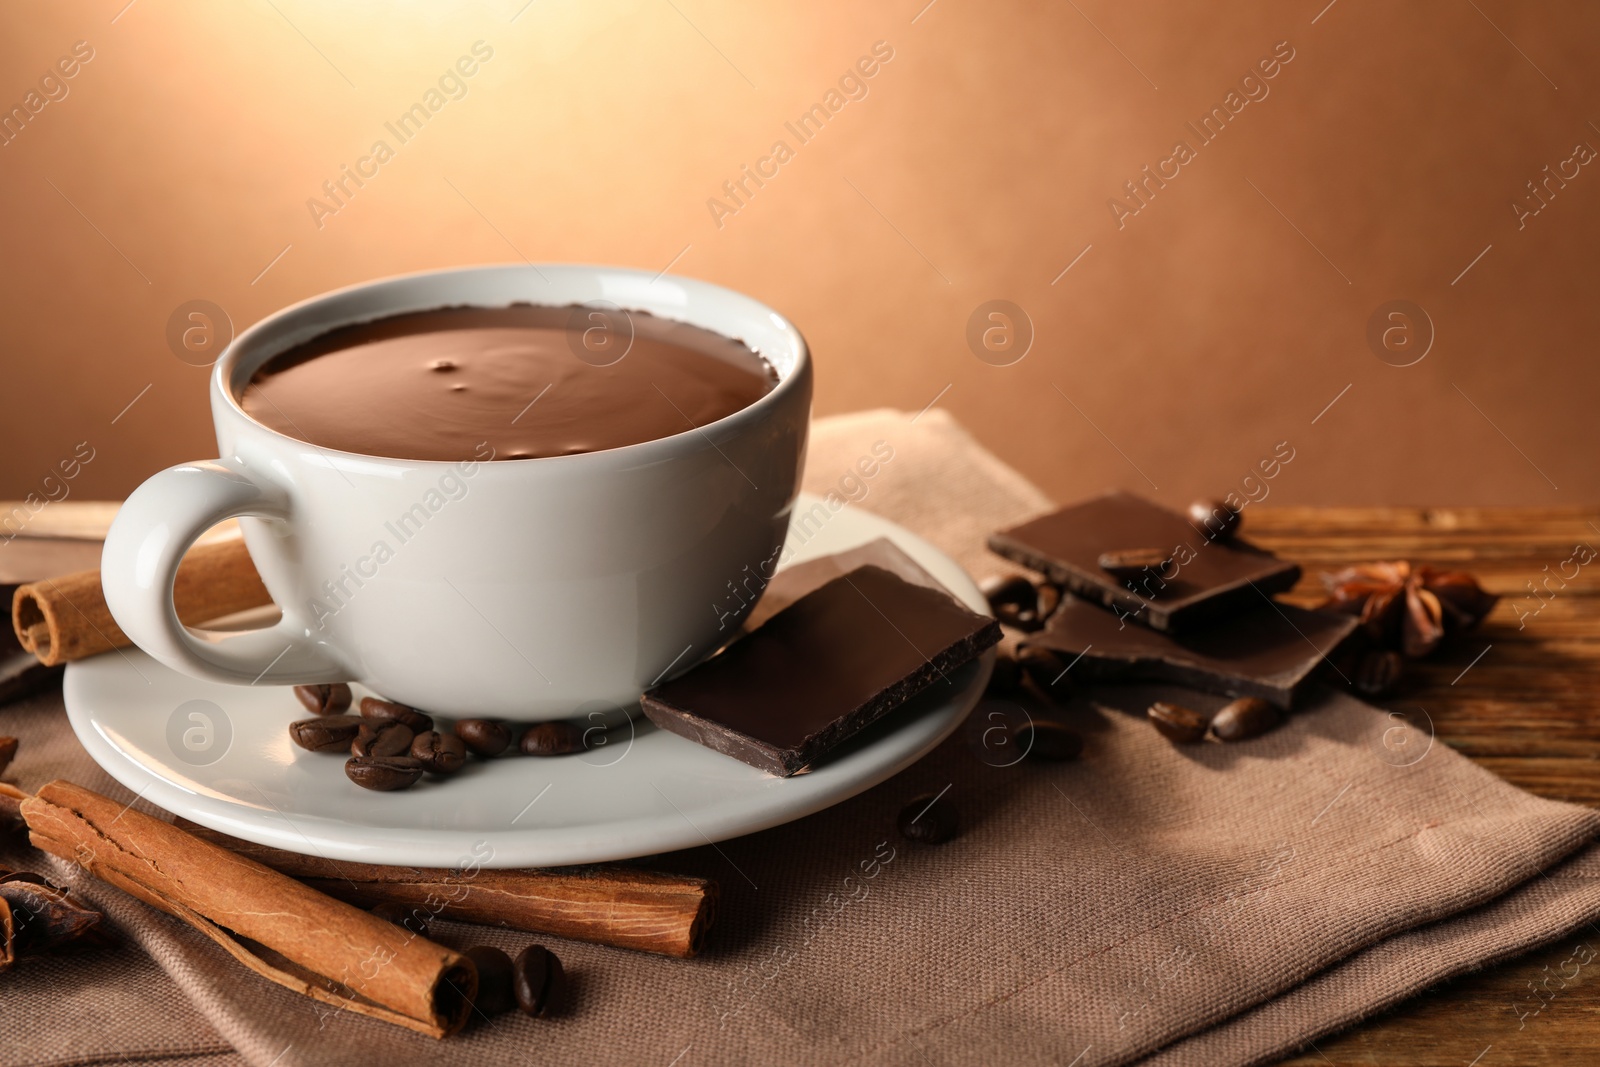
177,820,718,958
21,780,475,1037
12,538,271,666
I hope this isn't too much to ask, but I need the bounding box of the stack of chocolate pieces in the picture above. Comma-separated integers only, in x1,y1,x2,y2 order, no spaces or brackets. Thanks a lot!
989,491,1360,709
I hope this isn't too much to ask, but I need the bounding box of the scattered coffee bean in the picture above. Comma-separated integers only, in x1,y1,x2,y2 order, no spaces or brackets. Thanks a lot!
512,944,566,1017
1188,499,1241,542
897,791,959,844
1017,720,1083,761
345,755,424,791
982,574,1043,630
465,945,517,1016
456,719,513,758
369,901,430,939
1016,645,1073,699
289,715,363,754
359,696,434,733
1210,697,1280,741
1352,649,1404,698
1148,701,1209,744
520,722,585,757
294,683,352,716
986,652,1025,697
980,574,1035,613
1034,581,1062,623
1098,548,1173,581
410,730,467,774
351,720,415,759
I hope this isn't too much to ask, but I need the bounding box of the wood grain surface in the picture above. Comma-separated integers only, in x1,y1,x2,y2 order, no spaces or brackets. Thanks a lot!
1250,506,1600,1066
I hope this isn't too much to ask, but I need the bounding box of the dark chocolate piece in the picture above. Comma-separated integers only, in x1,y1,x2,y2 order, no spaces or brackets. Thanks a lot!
741,537,945,631
1022,596,1359,708
643,564,1001,776
988,492,1300,633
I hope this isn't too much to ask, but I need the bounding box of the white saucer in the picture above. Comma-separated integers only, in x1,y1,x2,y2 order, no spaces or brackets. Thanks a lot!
65,494,992,868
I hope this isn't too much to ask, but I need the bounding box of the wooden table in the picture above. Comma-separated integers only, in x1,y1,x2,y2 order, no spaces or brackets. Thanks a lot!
1250,507,1600,1066
7,503,1598,1062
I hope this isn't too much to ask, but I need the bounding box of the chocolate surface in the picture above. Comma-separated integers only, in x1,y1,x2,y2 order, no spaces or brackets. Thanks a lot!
988,492,1300,633
642,563,1000,776
1022,595,1360,708
240,305,777,461
740,537,945,632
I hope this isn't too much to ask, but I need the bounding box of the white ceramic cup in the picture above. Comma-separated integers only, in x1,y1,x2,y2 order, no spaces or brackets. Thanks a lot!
101,265,812,718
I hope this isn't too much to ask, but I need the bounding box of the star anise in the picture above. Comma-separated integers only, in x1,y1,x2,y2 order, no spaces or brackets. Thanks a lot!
0,869,106,974
1320,561,1498,658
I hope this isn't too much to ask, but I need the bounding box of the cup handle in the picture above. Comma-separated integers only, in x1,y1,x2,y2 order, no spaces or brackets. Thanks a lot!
102,458,350,686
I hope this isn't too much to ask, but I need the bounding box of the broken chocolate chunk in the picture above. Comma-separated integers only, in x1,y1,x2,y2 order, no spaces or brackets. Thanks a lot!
1021,595,1359,708
989,492,1300,633
642,564,1001,776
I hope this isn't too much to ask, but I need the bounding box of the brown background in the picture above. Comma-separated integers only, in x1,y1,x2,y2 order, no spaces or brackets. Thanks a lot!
0,0,1596,509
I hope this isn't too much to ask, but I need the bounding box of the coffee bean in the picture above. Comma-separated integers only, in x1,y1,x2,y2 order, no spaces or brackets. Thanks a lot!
1148,701,1209,744
351,720,415,759
456,719,512,758
981,574,1044,631
1098,549,1173,581
294,683,352,716
289,715,363,753
512,944,566,1017
369,901,430,939
359,696,434,733
1017,720,1083,761
465,945,517,1016
1188,499,1241,542
520,722,585,757
986,652,1025,697
1353,649,1403,698
410,730,467,774
1016,645,1073,700
996,602,1040,630
1210,697,1280,741
345,755,424,791
897,792,958,845
1034,582,1062,623
980,574,1035,613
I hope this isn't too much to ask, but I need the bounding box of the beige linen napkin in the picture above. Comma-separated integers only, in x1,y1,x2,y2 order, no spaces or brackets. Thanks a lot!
3,408,1599,1067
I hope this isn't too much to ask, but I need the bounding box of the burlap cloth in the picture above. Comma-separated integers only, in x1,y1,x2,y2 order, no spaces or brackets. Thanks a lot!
5,408,1600,1067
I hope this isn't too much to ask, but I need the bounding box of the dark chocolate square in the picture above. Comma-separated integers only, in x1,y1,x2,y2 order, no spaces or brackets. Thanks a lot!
642,563,1000,776
988,492,1300,633
1023,596,1359,707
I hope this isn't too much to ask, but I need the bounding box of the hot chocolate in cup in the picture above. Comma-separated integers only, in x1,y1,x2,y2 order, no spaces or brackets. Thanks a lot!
101,265,812,719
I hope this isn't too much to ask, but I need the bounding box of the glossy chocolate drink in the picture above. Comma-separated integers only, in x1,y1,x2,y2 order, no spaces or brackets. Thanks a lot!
241,304,777,461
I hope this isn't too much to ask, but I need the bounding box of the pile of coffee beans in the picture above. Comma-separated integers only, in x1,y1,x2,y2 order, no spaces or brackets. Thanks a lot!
981,646,1085,759
289,685,597,792
461,943,565,1020
365,903,567,1021
1147,696,1281,745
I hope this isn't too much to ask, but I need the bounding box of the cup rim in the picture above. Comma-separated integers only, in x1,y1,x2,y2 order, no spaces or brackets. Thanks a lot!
213,262,810,469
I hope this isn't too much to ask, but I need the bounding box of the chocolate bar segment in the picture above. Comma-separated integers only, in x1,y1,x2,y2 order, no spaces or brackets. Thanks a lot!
1022,595,1359,707
742,537,946,631
643,564,1000,776
988,492,1299,633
